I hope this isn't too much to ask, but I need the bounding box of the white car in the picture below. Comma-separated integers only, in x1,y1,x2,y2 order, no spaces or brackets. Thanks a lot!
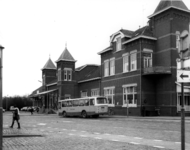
21,107,28,111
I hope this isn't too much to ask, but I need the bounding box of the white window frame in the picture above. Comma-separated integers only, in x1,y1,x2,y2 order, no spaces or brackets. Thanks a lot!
122,84,137,107
58,68,61,81
123,53,129,73
64,68,72,81
110,58,115,76
116,37,121,51
104,60,109,77
81,91,87,98
130,50,137,71
104,87,115,106
91,88,100,97
143,49,153,68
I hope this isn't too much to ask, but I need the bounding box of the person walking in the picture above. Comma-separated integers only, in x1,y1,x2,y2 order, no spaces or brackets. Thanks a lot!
30,107,34,115
10,106,21,129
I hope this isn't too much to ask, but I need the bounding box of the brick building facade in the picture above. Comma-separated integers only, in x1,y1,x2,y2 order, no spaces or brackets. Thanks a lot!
30,0,190,116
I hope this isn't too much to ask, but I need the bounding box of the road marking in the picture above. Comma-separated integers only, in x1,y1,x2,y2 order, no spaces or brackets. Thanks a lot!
62,129,67,130
134,137,142,140
37,123,46,126
69,133,74,136
104,133,110,135
154,140,162,142
153,146,165,149
175,142,181,144
94,137,102,139
118,135,125,137
81,131,87,132
80,135,87,137
94,132,100,135
111,139,119,142
63,121,72,123
130,142,140,145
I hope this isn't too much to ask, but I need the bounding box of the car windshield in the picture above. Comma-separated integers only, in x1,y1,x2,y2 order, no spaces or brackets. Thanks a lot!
96,98,107,104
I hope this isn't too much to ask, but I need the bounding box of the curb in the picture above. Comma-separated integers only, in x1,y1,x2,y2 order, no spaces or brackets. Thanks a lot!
3,134,44,138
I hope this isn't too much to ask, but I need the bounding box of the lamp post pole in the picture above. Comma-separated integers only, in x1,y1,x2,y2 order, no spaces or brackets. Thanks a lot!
0,45,4,150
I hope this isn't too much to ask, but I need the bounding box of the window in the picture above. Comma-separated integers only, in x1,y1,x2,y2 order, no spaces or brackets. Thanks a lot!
116,37,121,51
81,91,87,98
104,60,109,77
143,53,152,68
178,93,190,106
58,68,61,81
123,53,129,72
43,75,45,85
64,70,67,81
123,84,137,107
110,58,115,75
104,87,115,105
68,70,72,81
130,52,137,71
64,68,72,81
91,89,99,96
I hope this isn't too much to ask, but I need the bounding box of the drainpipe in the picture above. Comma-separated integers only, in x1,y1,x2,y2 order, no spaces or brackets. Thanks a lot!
140,39,142,116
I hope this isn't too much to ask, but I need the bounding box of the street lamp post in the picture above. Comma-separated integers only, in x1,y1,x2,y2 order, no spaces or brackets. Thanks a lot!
0,45,4,150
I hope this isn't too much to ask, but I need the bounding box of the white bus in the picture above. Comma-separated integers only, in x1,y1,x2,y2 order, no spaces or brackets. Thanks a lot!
58,96,108,118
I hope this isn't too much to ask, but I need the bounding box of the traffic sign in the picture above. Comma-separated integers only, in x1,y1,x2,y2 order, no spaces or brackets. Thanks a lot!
177,70,190,83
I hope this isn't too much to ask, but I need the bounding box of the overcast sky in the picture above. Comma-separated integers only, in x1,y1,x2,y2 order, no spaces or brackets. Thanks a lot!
0,0,190,97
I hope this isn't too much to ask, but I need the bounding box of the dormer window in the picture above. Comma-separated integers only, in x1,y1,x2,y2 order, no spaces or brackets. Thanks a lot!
116,37,121,51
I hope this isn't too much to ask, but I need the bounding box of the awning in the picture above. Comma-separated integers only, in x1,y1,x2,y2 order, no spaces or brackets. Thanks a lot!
30,89,58,97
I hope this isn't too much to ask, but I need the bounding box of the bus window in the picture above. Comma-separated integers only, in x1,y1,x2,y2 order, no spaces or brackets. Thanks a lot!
67,101,73,107
84,99,89,106
97,97,107,104
79,100,85,106
73,100,79,106
90,98,94,106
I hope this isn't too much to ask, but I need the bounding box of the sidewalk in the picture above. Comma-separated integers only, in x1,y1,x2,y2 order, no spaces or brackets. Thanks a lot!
3,126,43,138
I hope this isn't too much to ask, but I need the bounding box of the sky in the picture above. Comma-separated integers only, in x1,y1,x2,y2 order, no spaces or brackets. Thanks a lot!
0,0,190,97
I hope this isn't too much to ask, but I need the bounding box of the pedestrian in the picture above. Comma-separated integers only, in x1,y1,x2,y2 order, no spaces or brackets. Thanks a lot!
30,107,34,115
10,106,21,129
36,107,39,113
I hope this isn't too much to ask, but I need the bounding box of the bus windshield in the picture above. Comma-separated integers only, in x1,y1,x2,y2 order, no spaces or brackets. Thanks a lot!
96,97,107,104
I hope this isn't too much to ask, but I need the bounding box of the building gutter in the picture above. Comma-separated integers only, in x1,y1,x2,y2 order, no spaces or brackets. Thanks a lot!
78,77,101,83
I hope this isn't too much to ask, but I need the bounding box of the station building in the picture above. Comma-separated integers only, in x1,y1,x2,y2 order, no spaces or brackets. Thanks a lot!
30,0,190,116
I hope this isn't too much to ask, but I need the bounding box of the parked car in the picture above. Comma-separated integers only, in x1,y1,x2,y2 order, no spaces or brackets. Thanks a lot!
21,107,28,111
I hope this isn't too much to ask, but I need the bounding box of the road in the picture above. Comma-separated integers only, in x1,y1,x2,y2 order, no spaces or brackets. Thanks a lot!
3,111,190,150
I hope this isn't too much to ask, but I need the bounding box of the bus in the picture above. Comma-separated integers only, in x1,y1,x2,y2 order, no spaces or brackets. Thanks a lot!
58,96,108,118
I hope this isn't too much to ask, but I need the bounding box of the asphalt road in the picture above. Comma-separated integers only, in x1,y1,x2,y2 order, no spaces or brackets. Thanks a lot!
3,111,190,150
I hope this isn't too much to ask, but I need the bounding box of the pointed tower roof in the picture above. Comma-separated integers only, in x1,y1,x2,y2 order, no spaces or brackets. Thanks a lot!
148,0,190,18
42,58,56,70
56,47,76,63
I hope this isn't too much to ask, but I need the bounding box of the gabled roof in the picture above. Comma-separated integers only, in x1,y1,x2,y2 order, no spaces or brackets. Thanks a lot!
42,58,56,70
149,0,190,18
78,66,101,83
56,47,76,63
76,64,99,71
123,26,157,45
110,29,134,42
131,26,154,38
97,46,113,55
